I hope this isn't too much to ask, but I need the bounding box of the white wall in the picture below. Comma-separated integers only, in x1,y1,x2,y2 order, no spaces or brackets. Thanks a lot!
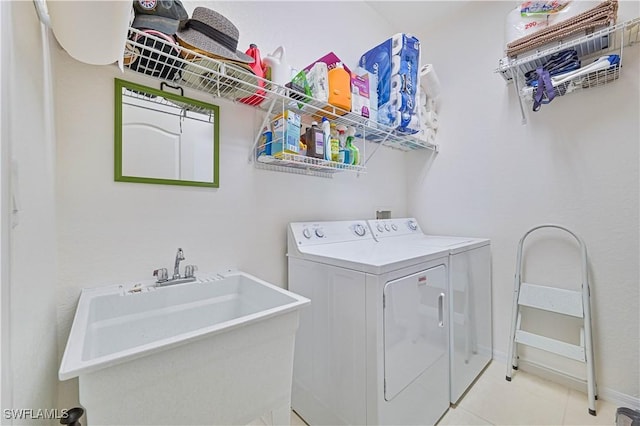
5,0,59,422
0,0,12,416
406,1,639,403
54,0,407,410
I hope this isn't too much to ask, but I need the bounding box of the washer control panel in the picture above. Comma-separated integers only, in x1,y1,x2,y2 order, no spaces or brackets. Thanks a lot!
367,218,423,240
290,220,373,246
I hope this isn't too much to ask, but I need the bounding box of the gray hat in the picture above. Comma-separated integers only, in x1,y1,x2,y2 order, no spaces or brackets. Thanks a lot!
176,7,253,63
132,0,188,36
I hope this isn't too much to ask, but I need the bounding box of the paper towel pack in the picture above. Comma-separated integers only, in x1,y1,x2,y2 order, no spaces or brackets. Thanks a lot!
359,33,421,135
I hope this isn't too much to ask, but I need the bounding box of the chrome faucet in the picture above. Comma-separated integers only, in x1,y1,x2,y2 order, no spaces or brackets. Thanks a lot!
154,248,197,287
173,248,185,280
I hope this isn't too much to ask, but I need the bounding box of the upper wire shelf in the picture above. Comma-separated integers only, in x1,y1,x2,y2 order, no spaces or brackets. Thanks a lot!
494,17,639,120
123,27,437,162
496,18,639,82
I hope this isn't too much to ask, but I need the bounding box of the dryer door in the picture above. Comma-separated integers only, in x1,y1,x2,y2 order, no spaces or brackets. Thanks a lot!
383,265,448,401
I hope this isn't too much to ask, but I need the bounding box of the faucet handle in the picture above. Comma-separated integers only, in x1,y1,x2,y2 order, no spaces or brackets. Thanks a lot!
153,268,168,282
184,264,198,278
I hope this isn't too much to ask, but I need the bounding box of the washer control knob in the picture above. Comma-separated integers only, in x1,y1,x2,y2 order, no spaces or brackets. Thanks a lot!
408,220,418,231
302,228,311,239
391,224,398,231
377,224,384,232
315,228,325,238
354,224,366,236
384,224,391,231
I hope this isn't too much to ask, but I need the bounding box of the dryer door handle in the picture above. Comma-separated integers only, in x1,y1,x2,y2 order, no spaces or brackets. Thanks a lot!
438,293,445,327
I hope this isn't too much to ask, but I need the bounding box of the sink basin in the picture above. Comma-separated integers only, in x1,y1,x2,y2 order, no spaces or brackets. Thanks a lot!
59,270,309,425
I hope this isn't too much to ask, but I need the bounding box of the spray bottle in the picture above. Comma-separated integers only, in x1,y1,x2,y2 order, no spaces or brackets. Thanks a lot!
345,127,359,165
337,127,349,164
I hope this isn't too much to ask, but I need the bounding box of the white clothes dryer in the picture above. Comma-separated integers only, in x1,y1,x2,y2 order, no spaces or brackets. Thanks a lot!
287,220,451,425
368,218,492,404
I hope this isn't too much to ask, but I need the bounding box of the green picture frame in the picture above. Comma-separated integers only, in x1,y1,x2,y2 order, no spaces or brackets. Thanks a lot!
114,78,220,188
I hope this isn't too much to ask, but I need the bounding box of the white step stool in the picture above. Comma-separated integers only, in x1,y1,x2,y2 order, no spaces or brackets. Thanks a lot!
506,224,597,416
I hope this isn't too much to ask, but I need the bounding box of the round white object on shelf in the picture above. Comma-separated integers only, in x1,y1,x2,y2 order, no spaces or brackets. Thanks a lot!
420,64,441,100
47,0,131,65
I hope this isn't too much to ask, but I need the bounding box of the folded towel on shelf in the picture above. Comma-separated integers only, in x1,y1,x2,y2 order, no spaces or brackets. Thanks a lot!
507,0,618,57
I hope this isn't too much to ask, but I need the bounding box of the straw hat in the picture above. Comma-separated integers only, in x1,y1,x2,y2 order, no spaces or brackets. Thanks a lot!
176,7,253,64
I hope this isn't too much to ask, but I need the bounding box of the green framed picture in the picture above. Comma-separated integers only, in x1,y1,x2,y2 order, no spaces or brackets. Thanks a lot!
114,78,220,188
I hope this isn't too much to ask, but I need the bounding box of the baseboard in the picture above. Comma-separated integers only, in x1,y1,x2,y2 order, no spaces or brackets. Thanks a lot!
493,349,640,410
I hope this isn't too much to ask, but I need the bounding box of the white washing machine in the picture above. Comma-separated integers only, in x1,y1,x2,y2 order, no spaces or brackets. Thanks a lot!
367,218,492,404
287,220,451,425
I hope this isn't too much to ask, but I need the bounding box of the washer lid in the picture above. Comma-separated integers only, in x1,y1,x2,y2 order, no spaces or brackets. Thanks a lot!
288,220,449,274
291,239,448,275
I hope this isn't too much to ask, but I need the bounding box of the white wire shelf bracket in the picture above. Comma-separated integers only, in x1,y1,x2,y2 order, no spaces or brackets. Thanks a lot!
123,26,437,178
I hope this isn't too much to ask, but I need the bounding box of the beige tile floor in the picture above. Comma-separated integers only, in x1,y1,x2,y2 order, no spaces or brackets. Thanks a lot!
289,360,620,426
437,361,618,426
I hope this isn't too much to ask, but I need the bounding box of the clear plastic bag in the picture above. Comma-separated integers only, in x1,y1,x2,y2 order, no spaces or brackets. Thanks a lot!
505,1,600,46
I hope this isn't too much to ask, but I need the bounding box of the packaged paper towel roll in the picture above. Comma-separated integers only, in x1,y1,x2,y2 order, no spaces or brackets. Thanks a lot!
425,97,437,112
423,110,439,130
504,1,600,47
417,127,436,144
424,128,436,145
420,64,441,100
47,1,132,66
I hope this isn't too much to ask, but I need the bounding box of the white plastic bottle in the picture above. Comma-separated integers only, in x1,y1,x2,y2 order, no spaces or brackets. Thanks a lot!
321,117,332,161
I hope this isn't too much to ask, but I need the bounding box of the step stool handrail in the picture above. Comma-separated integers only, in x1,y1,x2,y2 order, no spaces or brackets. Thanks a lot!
515,224,588,290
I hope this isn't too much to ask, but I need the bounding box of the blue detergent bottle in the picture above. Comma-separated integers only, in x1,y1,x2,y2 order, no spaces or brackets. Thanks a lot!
257,126,272,157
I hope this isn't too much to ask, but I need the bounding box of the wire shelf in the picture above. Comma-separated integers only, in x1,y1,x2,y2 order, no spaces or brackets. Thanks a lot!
496,18,639,82
494,17,638,120
520,62,620,103
123,27,436,177
255,152,366,178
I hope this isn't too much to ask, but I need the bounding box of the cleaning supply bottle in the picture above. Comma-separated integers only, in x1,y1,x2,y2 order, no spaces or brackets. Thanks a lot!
321,117,332,161
337,127,349,164
305,121,324,159
345,127,360,165
264,46,292,87
299,139,307,157
328,62,352,113
256,126,272,157
239,43,266,105
330,123,340,162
